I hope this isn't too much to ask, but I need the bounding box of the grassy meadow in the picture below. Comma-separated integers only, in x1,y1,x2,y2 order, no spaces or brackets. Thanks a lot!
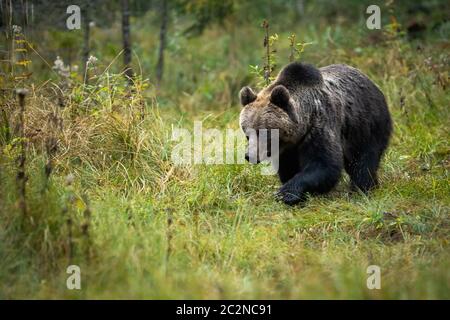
0,1,449,299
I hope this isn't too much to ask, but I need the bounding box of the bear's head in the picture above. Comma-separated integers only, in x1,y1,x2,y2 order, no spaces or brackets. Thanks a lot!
239,84,302,164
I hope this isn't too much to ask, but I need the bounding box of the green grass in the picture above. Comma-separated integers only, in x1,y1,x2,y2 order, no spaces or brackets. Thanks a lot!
0,11,449,299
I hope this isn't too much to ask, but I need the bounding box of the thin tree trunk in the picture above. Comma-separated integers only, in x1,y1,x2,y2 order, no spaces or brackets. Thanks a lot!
82,1,90,84
156,0,168,85
6,0,13,76
21,0,27,28
0,1,3,31
122,0,133,82
0,2,4,50
296,0,305,17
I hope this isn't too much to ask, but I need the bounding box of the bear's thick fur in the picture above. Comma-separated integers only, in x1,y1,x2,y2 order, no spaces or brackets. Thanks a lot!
239,62,392,205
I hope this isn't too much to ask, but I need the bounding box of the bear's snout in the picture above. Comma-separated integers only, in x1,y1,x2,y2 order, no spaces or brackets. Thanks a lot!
245,150,261,164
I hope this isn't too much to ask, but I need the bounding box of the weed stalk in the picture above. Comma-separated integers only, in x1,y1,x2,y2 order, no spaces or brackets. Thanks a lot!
16,89,28,218
165,208,173,276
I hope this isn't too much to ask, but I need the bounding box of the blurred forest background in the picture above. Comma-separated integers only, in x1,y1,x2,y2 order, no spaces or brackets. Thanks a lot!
0,0,449,299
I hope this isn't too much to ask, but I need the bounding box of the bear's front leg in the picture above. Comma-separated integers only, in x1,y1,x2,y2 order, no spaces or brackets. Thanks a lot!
275,161,342,205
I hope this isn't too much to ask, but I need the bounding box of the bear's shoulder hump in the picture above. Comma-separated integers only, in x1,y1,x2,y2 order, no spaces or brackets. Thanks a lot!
276,62,323,88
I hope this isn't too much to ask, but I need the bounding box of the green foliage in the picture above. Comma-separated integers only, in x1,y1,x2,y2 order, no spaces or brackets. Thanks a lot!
177,0,235,36
0,1,449,299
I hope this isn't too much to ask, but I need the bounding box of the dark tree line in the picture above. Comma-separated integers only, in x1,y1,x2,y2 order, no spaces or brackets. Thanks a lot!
7,0,441,86
1,0,239,85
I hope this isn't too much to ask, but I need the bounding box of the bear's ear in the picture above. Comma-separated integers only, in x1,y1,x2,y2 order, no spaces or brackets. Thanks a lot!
270,85,290,108
239,86,257,106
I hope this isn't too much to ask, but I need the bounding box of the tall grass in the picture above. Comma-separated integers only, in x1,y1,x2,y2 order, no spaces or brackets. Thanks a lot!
0,11,449,298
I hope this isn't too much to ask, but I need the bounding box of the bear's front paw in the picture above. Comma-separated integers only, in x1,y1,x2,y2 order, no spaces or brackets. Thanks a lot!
274,187,304,206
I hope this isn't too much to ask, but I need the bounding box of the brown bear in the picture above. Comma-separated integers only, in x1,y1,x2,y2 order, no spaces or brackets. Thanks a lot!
239,62,392,205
